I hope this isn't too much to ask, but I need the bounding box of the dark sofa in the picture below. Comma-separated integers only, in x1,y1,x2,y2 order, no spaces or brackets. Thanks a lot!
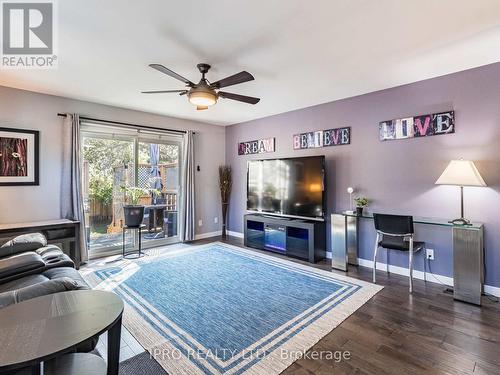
0,232,97,358
0,233,90,307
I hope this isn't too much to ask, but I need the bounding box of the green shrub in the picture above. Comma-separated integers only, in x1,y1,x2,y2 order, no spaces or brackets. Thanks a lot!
89,177,113,205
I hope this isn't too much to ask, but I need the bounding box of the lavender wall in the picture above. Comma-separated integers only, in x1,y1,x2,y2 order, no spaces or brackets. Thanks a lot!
225,62,500,288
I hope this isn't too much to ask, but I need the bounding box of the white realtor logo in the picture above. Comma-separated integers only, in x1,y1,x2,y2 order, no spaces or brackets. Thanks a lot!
8,6,49,49
1,0,57,68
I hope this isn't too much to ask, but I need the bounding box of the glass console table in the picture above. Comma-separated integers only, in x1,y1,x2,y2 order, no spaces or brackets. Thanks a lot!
331,211,484,305
342,211,483,228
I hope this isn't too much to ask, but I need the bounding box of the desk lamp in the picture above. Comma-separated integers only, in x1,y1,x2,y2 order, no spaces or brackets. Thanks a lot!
435,159,486,225
347,187,354,213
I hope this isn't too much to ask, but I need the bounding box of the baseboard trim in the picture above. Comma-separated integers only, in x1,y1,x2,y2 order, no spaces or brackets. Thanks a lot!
357,258,454,286
356,258,500,297
227,230,244,238
194,230,245,240
484,284,500,297
194,230,222,240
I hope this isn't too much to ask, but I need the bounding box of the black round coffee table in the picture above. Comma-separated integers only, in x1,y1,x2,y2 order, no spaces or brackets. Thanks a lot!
0,290,124,375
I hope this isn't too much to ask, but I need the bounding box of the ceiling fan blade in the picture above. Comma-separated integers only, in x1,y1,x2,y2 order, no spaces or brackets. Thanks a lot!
211,71,254,89
149,64,195,86
218,91,260,104
141,90,188,94
196,106,208,111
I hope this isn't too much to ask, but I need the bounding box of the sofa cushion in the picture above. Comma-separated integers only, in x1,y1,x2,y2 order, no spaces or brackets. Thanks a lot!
0,274,48,293
0,266,89,294
0,277,80,308
0,252,45,280
0,233,47,257
0,266,88,292
0,240,76,285
36,245,75,269
36,244,64,258
42,267,89,290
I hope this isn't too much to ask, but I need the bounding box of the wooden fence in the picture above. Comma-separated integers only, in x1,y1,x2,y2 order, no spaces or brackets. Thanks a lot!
88,199,113,223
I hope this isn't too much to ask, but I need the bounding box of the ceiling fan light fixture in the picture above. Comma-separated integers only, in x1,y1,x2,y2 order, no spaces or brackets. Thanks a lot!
188,90,217,107
143,62,260,108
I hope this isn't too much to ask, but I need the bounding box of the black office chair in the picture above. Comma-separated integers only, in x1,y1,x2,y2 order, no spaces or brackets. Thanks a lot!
372,213,426,293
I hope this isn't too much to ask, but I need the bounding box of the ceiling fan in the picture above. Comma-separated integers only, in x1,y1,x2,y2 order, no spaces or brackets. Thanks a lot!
142,63,260,110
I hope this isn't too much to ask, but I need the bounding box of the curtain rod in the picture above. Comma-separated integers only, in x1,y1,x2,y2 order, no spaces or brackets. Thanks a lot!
57,113,194,135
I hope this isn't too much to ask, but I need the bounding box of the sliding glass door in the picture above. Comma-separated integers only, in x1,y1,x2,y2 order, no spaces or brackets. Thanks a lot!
81,122,182,257
137,139,180,243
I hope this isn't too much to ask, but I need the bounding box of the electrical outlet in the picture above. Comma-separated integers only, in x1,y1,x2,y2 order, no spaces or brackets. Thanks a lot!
198,219,203,227
214,217,218,224
426,248,434,260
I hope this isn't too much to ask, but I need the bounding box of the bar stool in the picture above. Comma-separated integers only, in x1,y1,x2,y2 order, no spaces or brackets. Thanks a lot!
372,213,426,293
122,224,146,259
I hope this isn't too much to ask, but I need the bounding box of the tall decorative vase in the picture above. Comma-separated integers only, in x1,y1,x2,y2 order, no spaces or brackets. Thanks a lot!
221,202,229,237
218,165,232,239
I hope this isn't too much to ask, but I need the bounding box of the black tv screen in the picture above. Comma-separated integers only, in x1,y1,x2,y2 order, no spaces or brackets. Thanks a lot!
247,155,325,220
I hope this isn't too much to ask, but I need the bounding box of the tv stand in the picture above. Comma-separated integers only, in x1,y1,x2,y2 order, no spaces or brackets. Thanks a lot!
244,214,326,263
261,214,292,220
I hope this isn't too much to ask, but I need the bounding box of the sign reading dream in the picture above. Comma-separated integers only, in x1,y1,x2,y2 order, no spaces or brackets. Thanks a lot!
238,137,275,155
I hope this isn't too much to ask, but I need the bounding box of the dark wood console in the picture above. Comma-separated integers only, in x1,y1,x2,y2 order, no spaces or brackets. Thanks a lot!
244,214,326,263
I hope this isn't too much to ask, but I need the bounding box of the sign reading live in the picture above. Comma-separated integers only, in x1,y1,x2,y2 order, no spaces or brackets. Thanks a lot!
238,137,275,155
379,111,455,141
293,127,351,150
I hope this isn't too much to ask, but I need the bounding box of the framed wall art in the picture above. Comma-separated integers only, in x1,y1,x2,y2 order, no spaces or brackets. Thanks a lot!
0,127,39,186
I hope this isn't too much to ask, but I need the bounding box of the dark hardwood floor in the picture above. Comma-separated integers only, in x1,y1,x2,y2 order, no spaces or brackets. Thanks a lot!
197,236,500,375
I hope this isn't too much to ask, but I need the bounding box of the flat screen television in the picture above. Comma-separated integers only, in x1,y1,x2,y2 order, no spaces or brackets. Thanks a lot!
247,155,326,221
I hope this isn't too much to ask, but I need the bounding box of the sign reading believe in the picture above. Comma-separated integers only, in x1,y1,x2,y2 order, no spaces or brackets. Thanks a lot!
379,111,454,141
293,127,351,150
238,137,275,155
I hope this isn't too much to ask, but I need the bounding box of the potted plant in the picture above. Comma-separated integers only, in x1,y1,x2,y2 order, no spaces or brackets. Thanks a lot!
354,197,369,216
121,186,150,227
218,165,232,238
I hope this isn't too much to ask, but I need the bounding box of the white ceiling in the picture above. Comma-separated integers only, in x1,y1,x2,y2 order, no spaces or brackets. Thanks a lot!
2,0,500,126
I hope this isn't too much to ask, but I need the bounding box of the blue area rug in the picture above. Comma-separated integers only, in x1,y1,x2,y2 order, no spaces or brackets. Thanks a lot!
83,242,381,375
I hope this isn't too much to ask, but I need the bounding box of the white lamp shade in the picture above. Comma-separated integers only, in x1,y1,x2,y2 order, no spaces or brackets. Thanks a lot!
435,160,487,187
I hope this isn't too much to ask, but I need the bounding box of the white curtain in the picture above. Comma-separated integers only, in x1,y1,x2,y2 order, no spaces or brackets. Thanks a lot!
180,130,195,242
61,114,88,265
